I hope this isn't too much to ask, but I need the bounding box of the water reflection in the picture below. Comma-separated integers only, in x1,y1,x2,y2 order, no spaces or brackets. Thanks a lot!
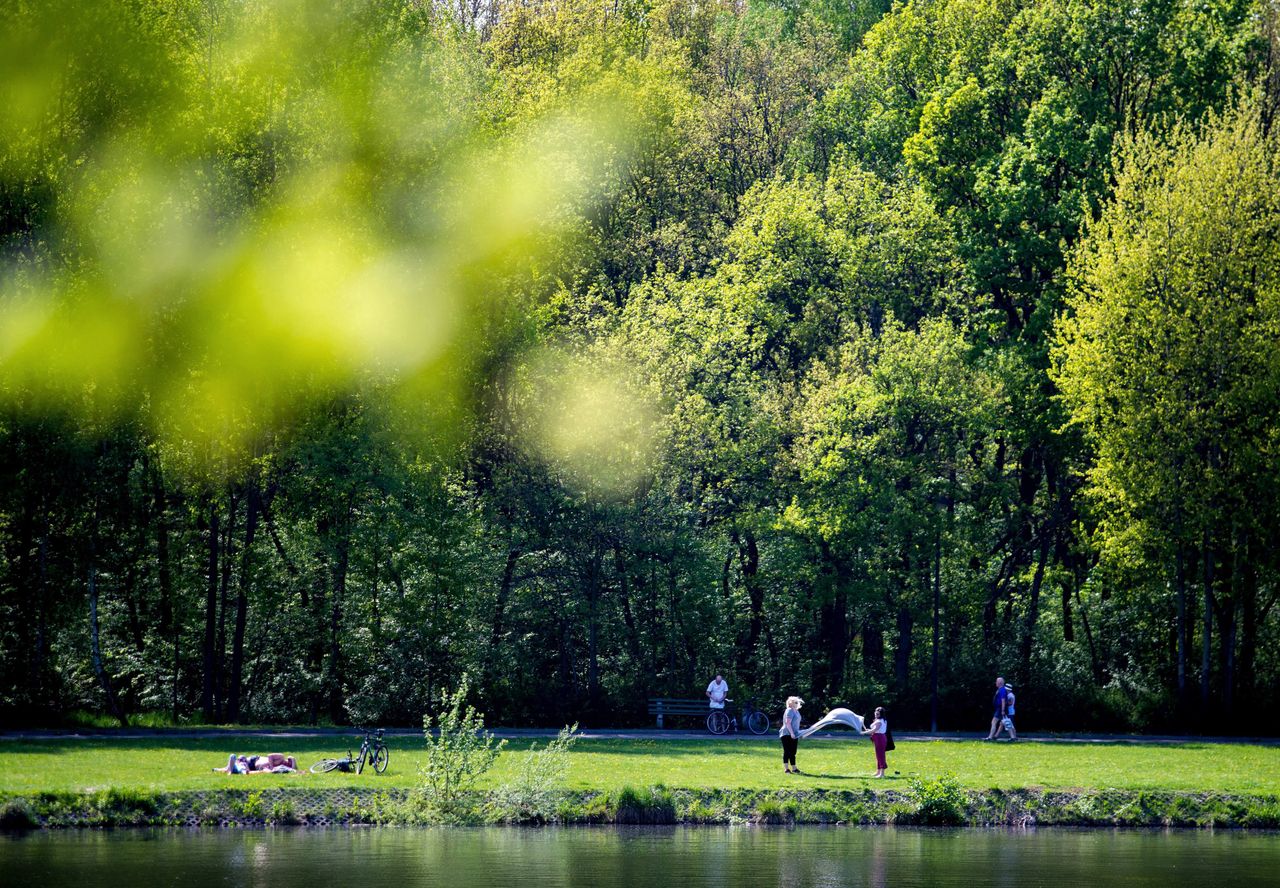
3,827,1279,888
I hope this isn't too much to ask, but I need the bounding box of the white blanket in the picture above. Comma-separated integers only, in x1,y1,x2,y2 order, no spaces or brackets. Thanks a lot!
800,707,865,738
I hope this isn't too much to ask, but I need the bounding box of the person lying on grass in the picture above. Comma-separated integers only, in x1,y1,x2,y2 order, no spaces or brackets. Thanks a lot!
213,753,300,774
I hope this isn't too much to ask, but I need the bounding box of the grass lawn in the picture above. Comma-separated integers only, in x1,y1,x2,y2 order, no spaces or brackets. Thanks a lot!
2,735,1278,796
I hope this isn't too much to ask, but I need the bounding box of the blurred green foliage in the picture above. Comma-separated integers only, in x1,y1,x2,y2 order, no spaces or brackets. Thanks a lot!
1,0,1279,735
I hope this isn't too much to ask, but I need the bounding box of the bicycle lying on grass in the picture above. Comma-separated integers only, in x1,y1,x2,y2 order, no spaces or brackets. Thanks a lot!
310,727,389,774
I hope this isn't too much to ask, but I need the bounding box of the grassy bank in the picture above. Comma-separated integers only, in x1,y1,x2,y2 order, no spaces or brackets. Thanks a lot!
3,734,1278,830
3,736,1278,795
3,783,1279,830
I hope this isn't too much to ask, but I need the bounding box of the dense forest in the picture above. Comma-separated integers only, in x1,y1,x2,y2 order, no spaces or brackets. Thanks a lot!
2,0,1279,733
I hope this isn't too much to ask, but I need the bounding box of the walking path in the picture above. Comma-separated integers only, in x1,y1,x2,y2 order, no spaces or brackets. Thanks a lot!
3,726,1276,745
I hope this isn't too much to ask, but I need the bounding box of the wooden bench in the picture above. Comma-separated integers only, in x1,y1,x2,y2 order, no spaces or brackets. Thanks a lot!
647,697,728,729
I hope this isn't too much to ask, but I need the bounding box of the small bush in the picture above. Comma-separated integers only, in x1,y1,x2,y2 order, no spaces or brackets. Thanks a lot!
268,798,299,825
755,797,792,824
419,675,506,821
612,785,676,824
907,774,967,825
237,791,265,819
488,724,579,823
0,798,37,830
91,788,159,825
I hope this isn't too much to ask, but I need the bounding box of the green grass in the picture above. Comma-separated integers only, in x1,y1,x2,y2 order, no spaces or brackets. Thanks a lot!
1,735,1277,795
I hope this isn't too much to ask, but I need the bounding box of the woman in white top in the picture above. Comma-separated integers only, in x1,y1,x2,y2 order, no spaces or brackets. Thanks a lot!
779,696,803,774
862,706,888,778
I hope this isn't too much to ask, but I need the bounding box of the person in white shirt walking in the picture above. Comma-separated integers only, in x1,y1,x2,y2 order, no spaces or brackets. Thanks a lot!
706,674,729,709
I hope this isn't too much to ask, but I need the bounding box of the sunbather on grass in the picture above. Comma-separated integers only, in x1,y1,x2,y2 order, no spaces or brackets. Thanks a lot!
213,753,298,774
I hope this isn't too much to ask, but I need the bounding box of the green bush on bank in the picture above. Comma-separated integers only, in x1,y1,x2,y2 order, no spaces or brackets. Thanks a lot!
904,774,967,825
418,676,505,822
486,724,579,823
4,786,1280,829
0,797,37,830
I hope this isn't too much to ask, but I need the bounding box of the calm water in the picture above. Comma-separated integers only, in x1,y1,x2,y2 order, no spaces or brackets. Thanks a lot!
3,827,1278,887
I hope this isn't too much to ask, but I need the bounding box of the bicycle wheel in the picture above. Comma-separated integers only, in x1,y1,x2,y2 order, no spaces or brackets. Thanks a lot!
356,747,367,774
746,710,771,735
310,759,340,774
707,710,730,735
372,745,389,774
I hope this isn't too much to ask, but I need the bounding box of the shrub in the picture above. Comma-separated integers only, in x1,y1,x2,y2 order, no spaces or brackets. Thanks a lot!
755,797,792,824
0,798,37,830
93,788,159,825
612,785,676,824
488,724,579,823
419,674,506,819
268,799,299,825
236,790,265,819
906,774,967,825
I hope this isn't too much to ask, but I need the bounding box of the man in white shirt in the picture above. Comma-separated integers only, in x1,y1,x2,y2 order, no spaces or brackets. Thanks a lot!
706,673,729,709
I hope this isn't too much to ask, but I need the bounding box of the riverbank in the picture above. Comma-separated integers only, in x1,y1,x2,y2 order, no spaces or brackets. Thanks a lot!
3,783,1280,830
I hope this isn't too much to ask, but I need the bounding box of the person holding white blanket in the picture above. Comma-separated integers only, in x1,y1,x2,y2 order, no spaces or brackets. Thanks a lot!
863,707,890,778
779,696,803,773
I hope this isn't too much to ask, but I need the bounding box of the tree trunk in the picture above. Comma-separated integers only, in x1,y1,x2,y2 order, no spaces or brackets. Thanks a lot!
816,542,849,698
1061,580,1074,642
862,619,885,671
733,529,764,686
34,523,50,700
485,546,521,702
87,533,125,725
1175,544,1187,703
614,544,645,670
1019,531,1051,681
327,508,350,724
586,548,602,709
930,524,941,733
227,482,260,722
1075,584,1103,684
201,501,220,722
1238,545,1259,712
153,472,178,721
1201,533,1214,714
894,606,913,692
214,491,238,719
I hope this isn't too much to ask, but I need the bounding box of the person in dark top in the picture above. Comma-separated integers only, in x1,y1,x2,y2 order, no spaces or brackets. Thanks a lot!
985,676,1009,740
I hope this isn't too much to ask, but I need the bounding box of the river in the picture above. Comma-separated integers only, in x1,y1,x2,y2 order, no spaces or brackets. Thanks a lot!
3,826,1278,887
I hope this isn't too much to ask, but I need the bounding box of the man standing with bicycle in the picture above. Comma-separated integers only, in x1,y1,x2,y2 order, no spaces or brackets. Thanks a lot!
706,673,729,710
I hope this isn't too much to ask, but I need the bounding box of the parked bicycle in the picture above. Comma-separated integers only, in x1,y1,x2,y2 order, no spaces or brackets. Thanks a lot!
706,700,771,735
310,727,389,774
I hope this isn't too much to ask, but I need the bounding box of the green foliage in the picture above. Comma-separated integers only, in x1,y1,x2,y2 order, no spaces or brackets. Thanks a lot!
0,798,37,830
237,790,265,819
1,0,1280,740
419,676,506,817
487,724,579,823
268,798,299,825
609,785,678,824
906,773,967,825
10,783,1280,828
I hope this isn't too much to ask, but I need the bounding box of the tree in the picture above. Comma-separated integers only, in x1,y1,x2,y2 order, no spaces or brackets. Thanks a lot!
1053,96,1280,716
